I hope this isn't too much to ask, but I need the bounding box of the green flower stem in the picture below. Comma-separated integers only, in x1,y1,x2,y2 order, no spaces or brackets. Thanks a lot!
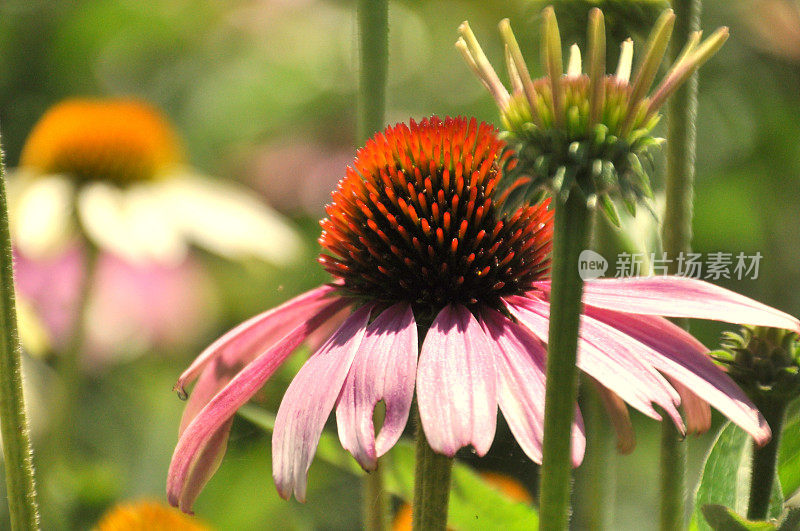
54,239,98,451
659,1,701,529
747,397,787,520
539,192,591,531
571,378,615,531
357,0,388,145
357,1,389,528
659,421,687,530
412,406,453,531
0,138,40,529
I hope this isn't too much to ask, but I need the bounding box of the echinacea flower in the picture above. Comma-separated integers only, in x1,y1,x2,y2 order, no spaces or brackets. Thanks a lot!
9,98,300,265
168,116,800,511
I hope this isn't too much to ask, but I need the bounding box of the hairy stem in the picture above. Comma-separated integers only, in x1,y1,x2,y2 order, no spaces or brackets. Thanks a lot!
0,136,40,529
412,406,453,531
659,1,701,529
539,192,591,530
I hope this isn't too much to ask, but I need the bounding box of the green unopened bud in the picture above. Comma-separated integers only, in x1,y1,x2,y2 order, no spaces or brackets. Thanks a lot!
712,326,800,404
456,5,726,214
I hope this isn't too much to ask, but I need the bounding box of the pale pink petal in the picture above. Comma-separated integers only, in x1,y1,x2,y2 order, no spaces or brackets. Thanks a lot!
167,298,347,512
535,277,800,333
592,381,636,454
335,303,418,471
417,305,497,457
480,309,585,466
272,305,372,502
584,307,770,444
175,284,338,396
507,296,684,432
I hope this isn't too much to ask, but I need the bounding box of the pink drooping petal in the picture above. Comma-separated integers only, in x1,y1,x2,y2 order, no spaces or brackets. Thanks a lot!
584,307,770,445
480,309,585,466
535,277,800,333
175,284,338,396
592,381,635,454
335,303,418,471
174,418,233,513
417,304,497,457
272,305,372,502
671,379,712,435
167,298,347,512
507,296,684,432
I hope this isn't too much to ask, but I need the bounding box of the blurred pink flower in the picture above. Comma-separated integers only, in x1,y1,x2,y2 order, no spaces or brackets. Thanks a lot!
167,117,800,512
15,246,214,365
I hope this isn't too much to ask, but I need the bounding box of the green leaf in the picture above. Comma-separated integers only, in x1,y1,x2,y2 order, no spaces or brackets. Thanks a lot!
701,505,776,530
238,404,540,530
690,422,784,531
778,414,800,499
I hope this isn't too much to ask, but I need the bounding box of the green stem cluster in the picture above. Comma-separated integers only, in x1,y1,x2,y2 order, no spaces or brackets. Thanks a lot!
659,1,701,529
539,192,591,530
357,1,389,529
0,138,40,529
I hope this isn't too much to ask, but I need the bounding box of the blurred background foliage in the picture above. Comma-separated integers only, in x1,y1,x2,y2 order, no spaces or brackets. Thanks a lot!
1,0,799,529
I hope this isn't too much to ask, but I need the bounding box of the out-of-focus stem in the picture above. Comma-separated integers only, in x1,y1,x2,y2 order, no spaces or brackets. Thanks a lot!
357,1,389,528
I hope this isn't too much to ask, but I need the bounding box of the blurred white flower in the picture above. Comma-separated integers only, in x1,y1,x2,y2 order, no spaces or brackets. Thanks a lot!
9,98,302,266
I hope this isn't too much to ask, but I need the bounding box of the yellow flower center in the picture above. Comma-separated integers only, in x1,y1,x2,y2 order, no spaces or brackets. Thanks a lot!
21,99,182,185
95,500,210,531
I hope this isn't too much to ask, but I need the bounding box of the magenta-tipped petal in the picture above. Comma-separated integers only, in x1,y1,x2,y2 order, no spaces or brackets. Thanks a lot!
585,307,770,445
540,276,800,333
272,305,372,502
507,295,685,433
175,285,338,396
417,304,498,457
335,303,418,471
167,298,346,512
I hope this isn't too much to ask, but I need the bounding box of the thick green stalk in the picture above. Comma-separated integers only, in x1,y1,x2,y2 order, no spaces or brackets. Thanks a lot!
539,192,591,531
0,138,40,528
357,2,389,528
571,379,615,530
659,1,701,529
357,0,389,145
747,397,786,520
412,407,453,531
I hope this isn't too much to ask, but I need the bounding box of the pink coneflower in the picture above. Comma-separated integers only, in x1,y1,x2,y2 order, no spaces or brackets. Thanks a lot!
168,116,800,512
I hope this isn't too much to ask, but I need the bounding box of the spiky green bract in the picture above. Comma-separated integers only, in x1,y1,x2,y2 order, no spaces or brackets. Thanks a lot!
458,7,727,219
713,326,800,404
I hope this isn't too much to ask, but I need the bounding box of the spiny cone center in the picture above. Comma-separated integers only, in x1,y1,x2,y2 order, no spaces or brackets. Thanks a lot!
21,99,183,185
319,117,553,317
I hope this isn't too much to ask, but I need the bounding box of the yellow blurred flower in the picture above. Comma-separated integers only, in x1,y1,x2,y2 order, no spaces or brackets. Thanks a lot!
95,500,210,531
10,98,301,265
